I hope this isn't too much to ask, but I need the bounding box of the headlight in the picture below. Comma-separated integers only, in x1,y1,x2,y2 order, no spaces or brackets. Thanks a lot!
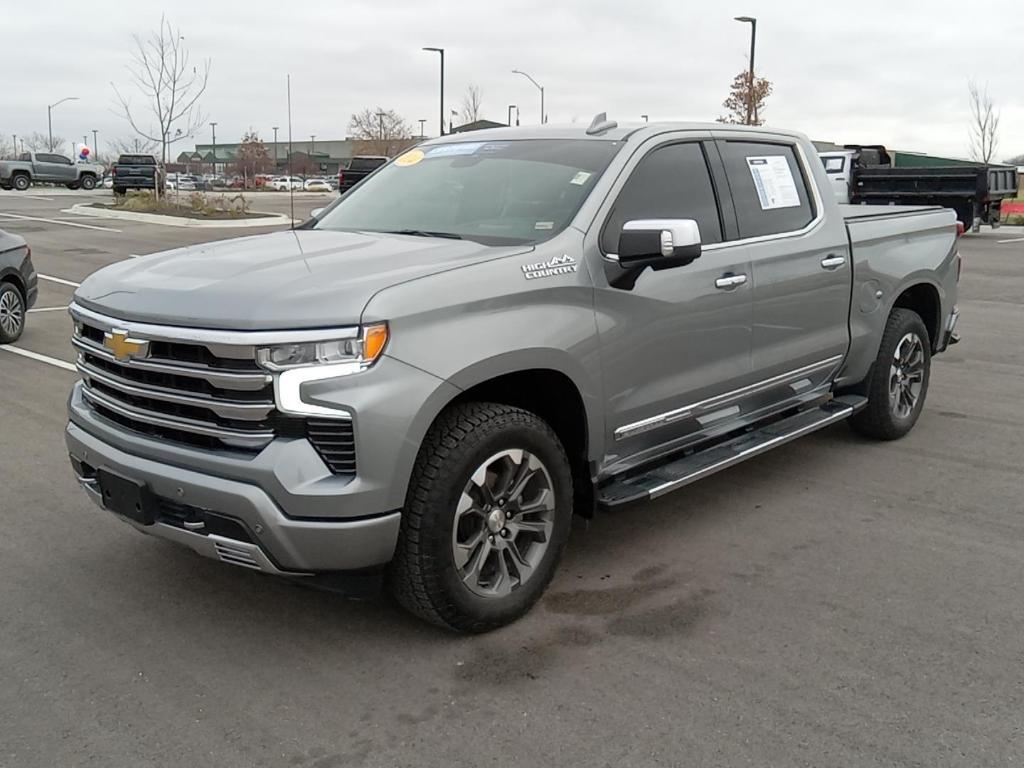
256,323,388,371
257,323,388,419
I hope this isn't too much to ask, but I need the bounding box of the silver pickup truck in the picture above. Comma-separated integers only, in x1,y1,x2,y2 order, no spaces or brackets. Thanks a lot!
66,119,961,632
0,151,103,191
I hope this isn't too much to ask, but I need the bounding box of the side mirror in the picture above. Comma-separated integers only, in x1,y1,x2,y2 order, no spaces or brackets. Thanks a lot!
310,207,325,218
617,219,702,268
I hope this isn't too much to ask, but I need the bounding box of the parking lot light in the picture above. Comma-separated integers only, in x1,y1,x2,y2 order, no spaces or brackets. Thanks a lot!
47,96,78,152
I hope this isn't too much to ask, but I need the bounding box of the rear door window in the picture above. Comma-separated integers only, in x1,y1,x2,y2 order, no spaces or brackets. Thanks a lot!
717,141,815,239
601,141,723,253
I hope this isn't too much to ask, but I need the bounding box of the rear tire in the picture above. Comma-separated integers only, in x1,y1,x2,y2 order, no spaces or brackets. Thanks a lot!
390,402,573,633
12,174,30,191
849,308,931,440
0,282,26,343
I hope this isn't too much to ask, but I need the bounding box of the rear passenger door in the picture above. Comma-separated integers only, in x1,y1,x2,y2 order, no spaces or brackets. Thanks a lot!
714,137,850,389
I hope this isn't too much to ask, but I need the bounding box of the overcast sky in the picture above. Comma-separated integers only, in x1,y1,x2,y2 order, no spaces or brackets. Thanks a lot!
2,0,1021,160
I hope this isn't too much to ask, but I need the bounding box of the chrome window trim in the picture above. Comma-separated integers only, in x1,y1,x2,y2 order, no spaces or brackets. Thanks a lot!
70,303,360,346
614,355,843,441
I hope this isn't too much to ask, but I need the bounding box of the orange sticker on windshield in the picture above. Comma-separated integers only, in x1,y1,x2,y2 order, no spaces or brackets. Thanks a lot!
395,149,424,167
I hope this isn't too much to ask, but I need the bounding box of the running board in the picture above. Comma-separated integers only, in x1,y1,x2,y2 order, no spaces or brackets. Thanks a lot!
598,396,867,509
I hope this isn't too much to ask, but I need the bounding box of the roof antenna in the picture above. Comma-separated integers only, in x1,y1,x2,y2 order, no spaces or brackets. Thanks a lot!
586,112,617,136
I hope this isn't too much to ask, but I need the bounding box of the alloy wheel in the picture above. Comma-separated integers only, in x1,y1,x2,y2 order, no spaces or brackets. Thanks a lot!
0,288,24,338
889,332,925,419
452,448,556,598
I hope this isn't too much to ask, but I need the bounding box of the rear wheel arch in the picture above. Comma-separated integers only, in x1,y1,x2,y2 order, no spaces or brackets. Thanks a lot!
891,282,941,350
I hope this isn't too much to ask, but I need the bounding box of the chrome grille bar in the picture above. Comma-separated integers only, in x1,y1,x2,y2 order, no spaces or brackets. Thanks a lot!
81,386,274,449
77,359,275,421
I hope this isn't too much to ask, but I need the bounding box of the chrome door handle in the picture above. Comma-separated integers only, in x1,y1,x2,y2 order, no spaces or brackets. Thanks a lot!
820,255,846,270
715,274,748,290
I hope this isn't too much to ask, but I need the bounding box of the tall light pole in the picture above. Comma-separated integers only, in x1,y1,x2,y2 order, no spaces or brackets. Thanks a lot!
734,16,757,125
641,114,649,122
310,134,316,155
512,70,544,124
418,119,426,139
92,129,98,160
375,111,386,140
422,47,445,136
47,96,78,152
11,134,17,158
507,104,517,126
209,121,217,175
272,126,279,168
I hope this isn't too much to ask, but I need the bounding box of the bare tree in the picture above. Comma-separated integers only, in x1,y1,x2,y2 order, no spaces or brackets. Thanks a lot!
460,84,484,125
110,136,160,155
347,108,413,157
0,135,13,159
717,70,773,126
968,80,1000,164
24,132,67,154
111,15,211,164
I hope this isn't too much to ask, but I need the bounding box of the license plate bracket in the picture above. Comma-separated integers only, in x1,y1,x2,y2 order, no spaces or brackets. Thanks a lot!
97,469,156,526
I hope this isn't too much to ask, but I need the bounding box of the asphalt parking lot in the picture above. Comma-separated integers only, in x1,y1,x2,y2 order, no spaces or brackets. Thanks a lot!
1,191,1022,768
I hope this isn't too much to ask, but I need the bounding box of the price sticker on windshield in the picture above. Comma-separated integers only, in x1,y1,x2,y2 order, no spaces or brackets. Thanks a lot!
395,149,424,167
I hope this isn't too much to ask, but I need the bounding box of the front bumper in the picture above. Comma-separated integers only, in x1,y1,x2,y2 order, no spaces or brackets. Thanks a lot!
66,419,401,574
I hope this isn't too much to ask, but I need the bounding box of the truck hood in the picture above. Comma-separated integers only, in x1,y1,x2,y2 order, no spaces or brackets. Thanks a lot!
74,229,532,329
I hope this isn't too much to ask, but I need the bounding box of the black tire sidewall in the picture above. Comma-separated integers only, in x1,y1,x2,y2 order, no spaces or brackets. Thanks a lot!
415,410,572,628
80,175,96,190
0,284,25,343
13,175,29,191
857,309,931,439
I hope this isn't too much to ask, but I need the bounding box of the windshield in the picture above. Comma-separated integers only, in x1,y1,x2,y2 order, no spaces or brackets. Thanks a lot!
315,139,621,245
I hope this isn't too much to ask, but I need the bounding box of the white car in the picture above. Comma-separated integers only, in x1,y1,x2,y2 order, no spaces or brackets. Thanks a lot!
303,178,331,192
270,176,303,191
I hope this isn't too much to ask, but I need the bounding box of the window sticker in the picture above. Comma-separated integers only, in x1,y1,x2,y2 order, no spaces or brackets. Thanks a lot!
534,221,554,230
425,142,484,158
394,149,424,167
746,155,801,209
570,171,592,186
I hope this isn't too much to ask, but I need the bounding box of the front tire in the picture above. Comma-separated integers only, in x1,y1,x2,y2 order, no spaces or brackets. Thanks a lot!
0,282,26,343
390,403,573,633
849,308,931,440
80,175,96,190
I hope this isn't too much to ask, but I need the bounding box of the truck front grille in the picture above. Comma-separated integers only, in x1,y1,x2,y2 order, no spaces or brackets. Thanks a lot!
71,306,356,474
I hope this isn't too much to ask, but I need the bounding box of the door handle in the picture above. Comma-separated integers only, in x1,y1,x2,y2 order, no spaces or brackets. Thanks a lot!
715,273,748,290
820,255,846,270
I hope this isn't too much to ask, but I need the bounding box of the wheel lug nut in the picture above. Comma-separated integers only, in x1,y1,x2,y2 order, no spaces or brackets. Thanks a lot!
488,535,495,543
501,528,509,537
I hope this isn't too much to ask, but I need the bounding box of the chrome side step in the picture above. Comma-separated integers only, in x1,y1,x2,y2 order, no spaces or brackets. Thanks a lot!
597,396,867,509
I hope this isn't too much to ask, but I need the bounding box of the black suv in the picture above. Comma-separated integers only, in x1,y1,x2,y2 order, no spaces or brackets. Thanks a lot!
0,229,37,343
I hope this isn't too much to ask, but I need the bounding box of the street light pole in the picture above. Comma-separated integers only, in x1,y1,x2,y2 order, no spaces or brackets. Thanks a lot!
507,104,517,126
310,134,316,156
734,16,757,125
272,126,279,168
92,129,98,159
511,70,544,124
46,96,78,152
422,47,445,136
418,119,426,139
210,121,217,175
641,114,649,122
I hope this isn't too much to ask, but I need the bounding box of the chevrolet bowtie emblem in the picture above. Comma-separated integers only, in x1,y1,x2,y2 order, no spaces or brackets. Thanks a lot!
103,330,149,361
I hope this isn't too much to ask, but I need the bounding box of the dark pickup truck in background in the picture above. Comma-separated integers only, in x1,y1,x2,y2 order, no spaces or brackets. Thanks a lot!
820,145,1018,231
337,155,388,194
112,154,163,195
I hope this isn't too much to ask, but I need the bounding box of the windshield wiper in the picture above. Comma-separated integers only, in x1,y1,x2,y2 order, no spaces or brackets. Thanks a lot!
381,229,464,240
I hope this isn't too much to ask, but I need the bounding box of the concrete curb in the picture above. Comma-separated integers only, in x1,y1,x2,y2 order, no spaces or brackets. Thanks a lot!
64,204,297,228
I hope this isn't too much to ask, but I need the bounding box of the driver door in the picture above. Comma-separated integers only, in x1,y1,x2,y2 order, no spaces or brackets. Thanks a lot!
588,138,753,472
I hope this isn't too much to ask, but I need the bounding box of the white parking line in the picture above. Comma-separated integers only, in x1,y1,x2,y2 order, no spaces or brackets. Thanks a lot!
0,344,76,371
997,237,1024,244
0,212,121,232
27,306,70,313
38,274,81,287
